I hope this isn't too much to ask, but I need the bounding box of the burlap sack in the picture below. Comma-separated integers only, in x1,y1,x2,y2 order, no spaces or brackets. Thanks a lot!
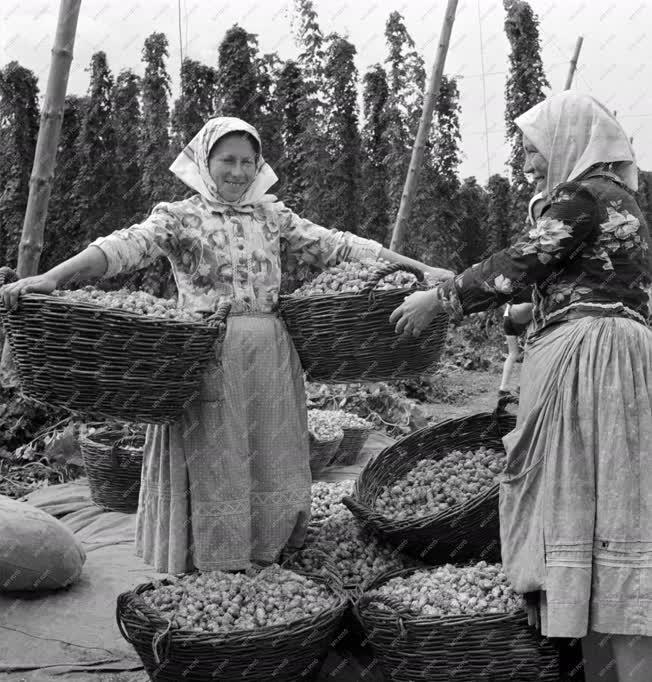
0,494,85,591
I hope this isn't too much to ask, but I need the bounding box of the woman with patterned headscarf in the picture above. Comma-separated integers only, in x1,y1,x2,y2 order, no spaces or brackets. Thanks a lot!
0,117,451,574
392,92,652,680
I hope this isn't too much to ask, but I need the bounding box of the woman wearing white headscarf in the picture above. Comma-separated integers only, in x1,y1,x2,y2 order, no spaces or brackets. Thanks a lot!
1,117,451,574
392,92,652,680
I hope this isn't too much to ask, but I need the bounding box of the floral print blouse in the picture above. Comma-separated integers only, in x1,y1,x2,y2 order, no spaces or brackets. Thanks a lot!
437,172,652,329
90,195,383,314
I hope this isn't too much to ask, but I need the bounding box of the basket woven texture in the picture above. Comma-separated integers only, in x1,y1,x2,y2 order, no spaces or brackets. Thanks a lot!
330,426,372,466
0,267,229,424
342,408,517,565
116,554,349,682
80,427,144,513
279,263,449,382
355,566,559,681
309,433,343,475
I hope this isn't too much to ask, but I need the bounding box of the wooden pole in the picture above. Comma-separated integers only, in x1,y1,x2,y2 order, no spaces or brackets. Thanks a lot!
1,0,82,383
389,0,458,254
564,36,583,90
16,0,82,278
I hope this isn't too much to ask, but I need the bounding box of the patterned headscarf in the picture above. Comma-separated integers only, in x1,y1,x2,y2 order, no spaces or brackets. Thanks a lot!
515,91,637,197
170,116,279,206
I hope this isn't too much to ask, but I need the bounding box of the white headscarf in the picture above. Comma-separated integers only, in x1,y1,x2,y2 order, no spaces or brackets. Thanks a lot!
515,91,638,197
169,116,279,206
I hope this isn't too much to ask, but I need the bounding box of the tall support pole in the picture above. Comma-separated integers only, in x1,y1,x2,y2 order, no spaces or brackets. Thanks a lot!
389,0,459,254
1,0,82,383
564,36,583,90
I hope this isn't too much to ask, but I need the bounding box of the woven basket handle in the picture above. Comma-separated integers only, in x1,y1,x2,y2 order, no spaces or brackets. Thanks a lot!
115,593,135,644
281,547,344,590
363,262,425,295
357,591,409,615
116,590,172,665
341,496,384,530
109,433,139,468
109,440,121,469
0,266,18,288
115,590,162,643
356,591,410,638
341,495,367,517
87,427,132,469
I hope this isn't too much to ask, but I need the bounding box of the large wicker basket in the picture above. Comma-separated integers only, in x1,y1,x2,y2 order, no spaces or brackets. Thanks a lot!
116,554,349,682
0,267,229,424
279,263,449,382
342,406,516,565
80,425,145,513
354,566,559,681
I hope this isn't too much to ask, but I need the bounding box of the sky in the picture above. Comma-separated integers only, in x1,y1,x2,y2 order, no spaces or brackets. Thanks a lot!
1,0,652,184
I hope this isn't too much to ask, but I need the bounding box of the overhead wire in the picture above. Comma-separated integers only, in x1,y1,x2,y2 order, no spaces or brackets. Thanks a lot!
476,0,491,176
177,0,184,66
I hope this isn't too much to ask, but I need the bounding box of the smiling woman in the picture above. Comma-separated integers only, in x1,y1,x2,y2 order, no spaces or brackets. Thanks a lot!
0,115,444,581
207,132,260,203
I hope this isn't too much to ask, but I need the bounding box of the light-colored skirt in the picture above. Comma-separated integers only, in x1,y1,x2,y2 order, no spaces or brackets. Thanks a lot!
135,313,311,573
500,314,652,638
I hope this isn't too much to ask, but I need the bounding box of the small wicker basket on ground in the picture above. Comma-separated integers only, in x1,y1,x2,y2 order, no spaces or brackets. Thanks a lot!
309,432,343,475
355,566,559,682
330,425,372,466
0,267,229,424
279,263,449,382
116,552,349,682
80,425,145,513
342,406,516,565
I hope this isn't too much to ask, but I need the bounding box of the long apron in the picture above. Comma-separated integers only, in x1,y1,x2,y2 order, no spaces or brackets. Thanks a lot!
134,312,312,573
499,311,652,638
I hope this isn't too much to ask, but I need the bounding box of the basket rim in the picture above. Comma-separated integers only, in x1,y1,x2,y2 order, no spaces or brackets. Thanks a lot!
80,424,145,437
309,432,344,446
340,423,373,433
278,280,430,304
116,572,349,646
80,431,145,448
354,564,523,627
0,292,217,330
345,410,516,531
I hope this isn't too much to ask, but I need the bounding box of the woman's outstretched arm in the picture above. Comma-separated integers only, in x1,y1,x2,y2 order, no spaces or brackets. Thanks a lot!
0,246,108,309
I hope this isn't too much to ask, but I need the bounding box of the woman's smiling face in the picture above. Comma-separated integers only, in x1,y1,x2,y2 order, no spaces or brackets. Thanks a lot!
208,134,258,202
522,133,548,193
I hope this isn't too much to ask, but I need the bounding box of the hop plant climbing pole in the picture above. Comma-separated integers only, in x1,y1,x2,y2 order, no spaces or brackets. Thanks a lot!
389,0,458,254
0,0,82,384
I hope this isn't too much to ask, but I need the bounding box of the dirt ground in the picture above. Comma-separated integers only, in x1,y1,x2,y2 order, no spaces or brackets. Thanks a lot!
422,365,508,423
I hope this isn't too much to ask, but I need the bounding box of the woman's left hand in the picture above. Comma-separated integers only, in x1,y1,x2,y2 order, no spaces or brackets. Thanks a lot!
389,289,444,337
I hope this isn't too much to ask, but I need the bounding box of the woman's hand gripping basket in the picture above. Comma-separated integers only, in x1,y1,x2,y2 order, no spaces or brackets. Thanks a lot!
342,402,516,565
0,267,230,424
115,549,349,682
354,564,559,681
279,262,449,382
